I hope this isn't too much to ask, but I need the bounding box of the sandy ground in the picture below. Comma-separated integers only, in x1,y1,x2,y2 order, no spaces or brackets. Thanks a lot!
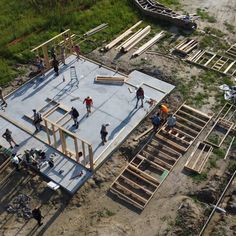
0,0,236,236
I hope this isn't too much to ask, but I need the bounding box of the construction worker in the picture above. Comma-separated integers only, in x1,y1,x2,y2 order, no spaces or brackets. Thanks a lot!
33,109,42,132
83,96,93,117
167,113,177,131
0,87,7,107
159,103,169,121
71,107,79,129
74,45,81,60
11,153,21,171
135,87,144,108
100,124,109,145
2,129,19,148
151,112,161,132
32,206,43,226
52,58,59,76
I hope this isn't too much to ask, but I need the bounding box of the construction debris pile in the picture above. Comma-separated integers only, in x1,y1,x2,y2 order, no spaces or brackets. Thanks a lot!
219,84,236,103
7,194,32,220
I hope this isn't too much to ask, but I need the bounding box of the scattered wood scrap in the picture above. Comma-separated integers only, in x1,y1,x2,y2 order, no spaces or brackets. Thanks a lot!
83,23,108,37
94,75,126,84
174,38,198,55
226,43,236,59
134,127,153,141
184,142,213,174
121,26,151,52
187,50,236,76
132,31,165,57
104,21,142,50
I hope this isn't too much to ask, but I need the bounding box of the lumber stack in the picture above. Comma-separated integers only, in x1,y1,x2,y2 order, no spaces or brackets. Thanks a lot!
132,31,165,57
94,75,126,85
121,26,151,52
104,21,142,50
174,38,198,55
226,44,236,59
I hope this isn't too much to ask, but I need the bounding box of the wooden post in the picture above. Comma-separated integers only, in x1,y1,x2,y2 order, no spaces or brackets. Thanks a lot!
67,30,73,54
88,145,94,171
74,137,80,163
59,129,66,154
44,119,51,145
42,45,50,69
81,141,86,163
51,124,57,148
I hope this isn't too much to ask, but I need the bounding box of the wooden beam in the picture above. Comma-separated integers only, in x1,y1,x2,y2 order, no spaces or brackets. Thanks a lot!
32,29,70,52
51,124,57,149
42,45,50,69
44,119,51,145
88,145,94,171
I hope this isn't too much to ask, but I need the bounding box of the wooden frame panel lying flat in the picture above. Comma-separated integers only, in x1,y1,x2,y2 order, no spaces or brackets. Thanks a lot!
184,142,213,173
110,103,212,210
204,118,234,147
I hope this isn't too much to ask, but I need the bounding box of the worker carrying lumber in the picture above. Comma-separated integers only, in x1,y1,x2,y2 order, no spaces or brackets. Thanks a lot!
135,87,144,108
151,112,161,132
167,113,177,131
159,103,169,121
83,96,93,117
0,87,7,108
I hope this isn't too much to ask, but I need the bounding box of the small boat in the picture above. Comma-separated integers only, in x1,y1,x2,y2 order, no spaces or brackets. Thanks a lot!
133,0,197,30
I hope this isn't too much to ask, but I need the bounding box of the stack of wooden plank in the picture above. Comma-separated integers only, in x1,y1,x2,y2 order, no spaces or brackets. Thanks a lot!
132,31,165,57
226,44,236,59
174,38,198,55
104,21,142,50
110,103,212,210
94,75,126,84
184,142,213,174
121,26,151,52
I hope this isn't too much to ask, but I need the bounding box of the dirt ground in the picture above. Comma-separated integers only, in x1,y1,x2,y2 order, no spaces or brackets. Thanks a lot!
0,0,236,236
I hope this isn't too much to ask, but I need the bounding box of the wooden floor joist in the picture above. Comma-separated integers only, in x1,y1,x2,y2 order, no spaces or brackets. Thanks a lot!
110,103,212,210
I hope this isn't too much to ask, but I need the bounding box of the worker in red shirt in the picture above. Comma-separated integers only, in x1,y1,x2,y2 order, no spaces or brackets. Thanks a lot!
159,103,169,121
83,96,93,117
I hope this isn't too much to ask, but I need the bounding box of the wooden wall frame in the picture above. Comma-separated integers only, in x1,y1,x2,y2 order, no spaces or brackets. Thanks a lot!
31,29,73,69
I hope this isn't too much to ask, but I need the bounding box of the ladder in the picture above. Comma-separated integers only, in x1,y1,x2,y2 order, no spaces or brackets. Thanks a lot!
70,66,79,83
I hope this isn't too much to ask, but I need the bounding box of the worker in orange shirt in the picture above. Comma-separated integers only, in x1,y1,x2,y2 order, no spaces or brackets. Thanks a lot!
159,103,169,121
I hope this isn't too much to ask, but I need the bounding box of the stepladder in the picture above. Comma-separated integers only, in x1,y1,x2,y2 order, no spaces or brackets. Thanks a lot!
70,66,79,86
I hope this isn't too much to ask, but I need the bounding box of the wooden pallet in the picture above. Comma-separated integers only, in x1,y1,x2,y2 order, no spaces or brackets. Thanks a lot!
174,38,198,55
110,103,212,210
204,118,234,147
187,50,236,76
184,142,213,174
226,44,236,59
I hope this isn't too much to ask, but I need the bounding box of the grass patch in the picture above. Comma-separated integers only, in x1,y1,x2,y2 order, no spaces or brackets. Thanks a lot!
196,8,216,23
224,22,235,33
191,172,207,183
159,0,180,7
